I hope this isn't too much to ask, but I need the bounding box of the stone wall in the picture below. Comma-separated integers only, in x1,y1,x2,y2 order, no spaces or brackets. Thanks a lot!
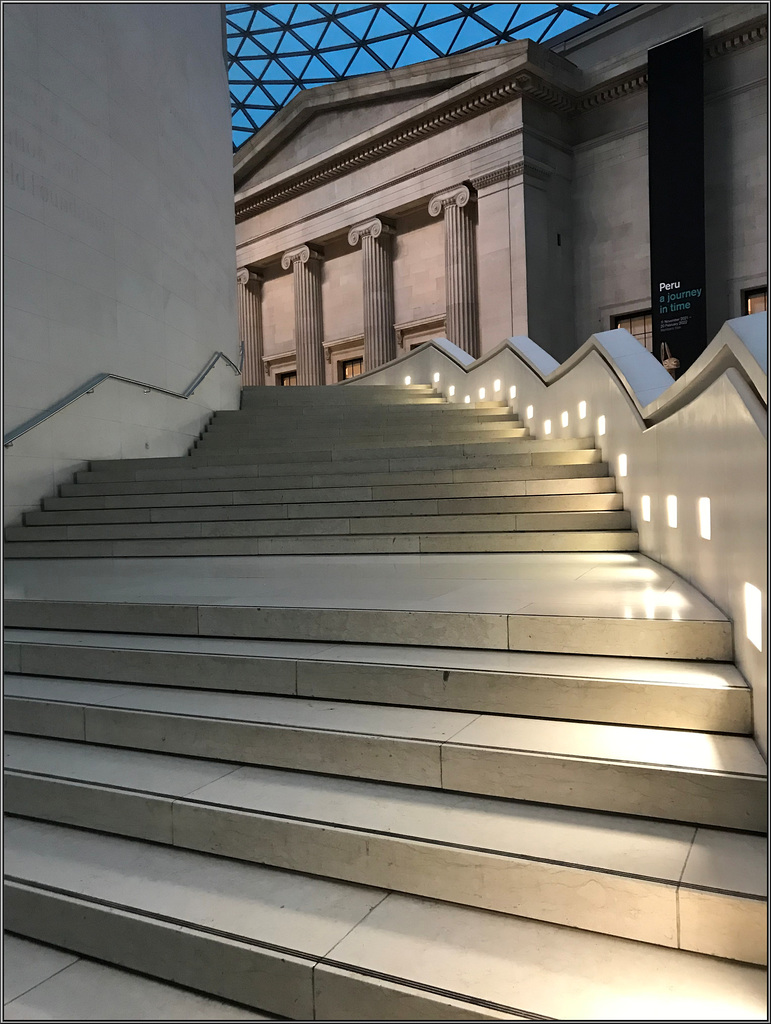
3,3,239,525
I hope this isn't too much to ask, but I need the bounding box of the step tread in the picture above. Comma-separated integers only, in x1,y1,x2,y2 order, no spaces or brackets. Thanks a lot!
4,629,747,688
4,819,766,1021
5,736,766,896
5,675,764,776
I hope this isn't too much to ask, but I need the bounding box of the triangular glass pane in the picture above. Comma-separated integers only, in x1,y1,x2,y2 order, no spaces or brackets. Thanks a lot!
421,22,460,53
472,5,518,33
226,10,254,32
279,54,313,76
265,4,298,26
511,4,554,30
318,20,357,48
388,4,425,26
233,57,268,78
264,83,296,104
232,110,254,129
230,83,255,102
345,48,386,75
395,35,440,66
292,21,326,47
540,9,584,38
369,36,406,66
368,8,402,39
449,16,496,51
323,46,358,74
417,4,460,28
574,3,610,13
336,9,376,37
303,55,338,81
262,63,293,83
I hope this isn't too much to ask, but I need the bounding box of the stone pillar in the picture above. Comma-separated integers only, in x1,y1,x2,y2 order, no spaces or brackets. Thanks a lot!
280,244,325,385
429,184,479,357
348,217,396,371
236,267,264,386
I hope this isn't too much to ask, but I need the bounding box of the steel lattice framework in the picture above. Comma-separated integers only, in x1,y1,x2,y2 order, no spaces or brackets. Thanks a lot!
227,3,616,148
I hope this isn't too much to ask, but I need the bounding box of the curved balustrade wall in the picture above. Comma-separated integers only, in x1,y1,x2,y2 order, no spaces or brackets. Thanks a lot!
349,314,768,756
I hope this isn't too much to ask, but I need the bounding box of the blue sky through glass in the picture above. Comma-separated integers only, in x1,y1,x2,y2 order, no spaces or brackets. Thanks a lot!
227,3,617,149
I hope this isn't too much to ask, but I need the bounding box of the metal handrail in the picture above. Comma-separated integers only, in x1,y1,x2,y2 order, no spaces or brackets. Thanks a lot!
3,348,242,448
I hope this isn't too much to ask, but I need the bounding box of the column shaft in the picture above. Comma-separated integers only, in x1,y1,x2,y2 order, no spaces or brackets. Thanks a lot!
429,185,480,357
237,269,264,386
350,218,396,372
292,255,325,386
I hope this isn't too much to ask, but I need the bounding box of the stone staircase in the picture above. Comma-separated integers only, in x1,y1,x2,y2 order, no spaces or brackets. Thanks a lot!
3,385,767,1020
3,385,635,558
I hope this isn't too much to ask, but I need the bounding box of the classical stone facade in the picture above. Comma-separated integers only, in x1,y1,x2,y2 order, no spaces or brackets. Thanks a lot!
233,2,767,381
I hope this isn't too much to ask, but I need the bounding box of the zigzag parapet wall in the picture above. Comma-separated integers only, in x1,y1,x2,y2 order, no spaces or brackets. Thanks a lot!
349,314,768,757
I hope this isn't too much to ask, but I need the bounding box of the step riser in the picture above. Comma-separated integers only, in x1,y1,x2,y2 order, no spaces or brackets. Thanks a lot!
25,494,625,526
8,511,633,541
6,774,764,962
6,599,729,660
194,430,532,452
2,881,510,1021
4,530,640,558
58,464,613,497
75,450,603,484
44,477,617,510
5,643,749,731
5,700,761,830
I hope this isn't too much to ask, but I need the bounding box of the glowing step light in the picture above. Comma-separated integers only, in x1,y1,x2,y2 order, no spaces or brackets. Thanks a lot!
641,495,651,522
744,582,763,651
464,394,471,404
561,411,569,428
578,401,587,419
618,454,627,477
404,376,411,385
509,385,517,399
433,372,440,383
478,387,486,400
544,419,552,435
493,379,501,392
597,415,606,436
526,405,533,420
667,495,678,528
698,497,711,539
448,385,455,397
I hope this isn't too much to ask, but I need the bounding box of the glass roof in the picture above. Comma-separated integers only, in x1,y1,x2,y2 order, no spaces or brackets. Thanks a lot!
227,3,617,149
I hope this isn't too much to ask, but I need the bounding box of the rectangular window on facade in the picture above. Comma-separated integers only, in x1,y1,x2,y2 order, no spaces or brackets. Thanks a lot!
614,310,653,352
744,287,767,315
278,371,297,386
339,357,363,380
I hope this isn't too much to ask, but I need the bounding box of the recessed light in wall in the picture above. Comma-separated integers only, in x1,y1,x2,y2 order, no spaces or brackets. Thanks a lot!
526,405,533,419
464,395,471,404
624,607,632,618
618,454,627,477
478,387,486,400
509,385,517,399
404,376,411,385
666,495,678,528
433,372,440,383
597,415,606,436
493,379,501,392
698,497,711,540
744,582,763,651
544,419,552,435
448,385,455,397
561,411,569,428
641,495,651,522
578,401,587,419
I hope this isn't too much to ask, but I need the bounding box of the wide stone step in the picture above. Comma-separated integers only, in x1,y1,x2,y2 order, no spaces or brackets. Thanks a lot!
4,736,766,963
80,438,597,479
58,463,613,498
5,675,762,828
44,474,617,510
4,630,750,731
3,529,640,558
195,425,531,451
26,492,625,526
6,509,634,543
6,819,765,1020
3,933,277,1020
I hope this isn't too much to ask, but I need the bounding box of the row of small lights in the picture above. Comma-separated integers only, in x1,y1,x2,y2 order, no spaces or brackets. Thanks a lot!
405,369,764,653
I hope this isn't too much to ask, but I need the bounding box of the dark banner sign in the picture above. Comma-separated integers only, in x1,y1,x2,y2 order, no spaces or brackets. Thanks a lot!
648,29,706,376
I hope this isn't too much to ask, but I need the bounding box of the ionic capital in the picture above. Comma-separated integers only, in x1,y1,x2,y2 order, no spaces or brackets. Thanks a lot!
428,184,474,217
280,244,323,270
347,217,395,246
236,267,262,286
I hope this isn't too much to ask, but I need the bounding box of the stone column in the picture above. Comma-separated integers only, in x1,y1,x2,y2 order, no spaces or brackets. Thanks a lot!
348,217,396,371
236,267,264,386
429,184,480,358
281,244,325,385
